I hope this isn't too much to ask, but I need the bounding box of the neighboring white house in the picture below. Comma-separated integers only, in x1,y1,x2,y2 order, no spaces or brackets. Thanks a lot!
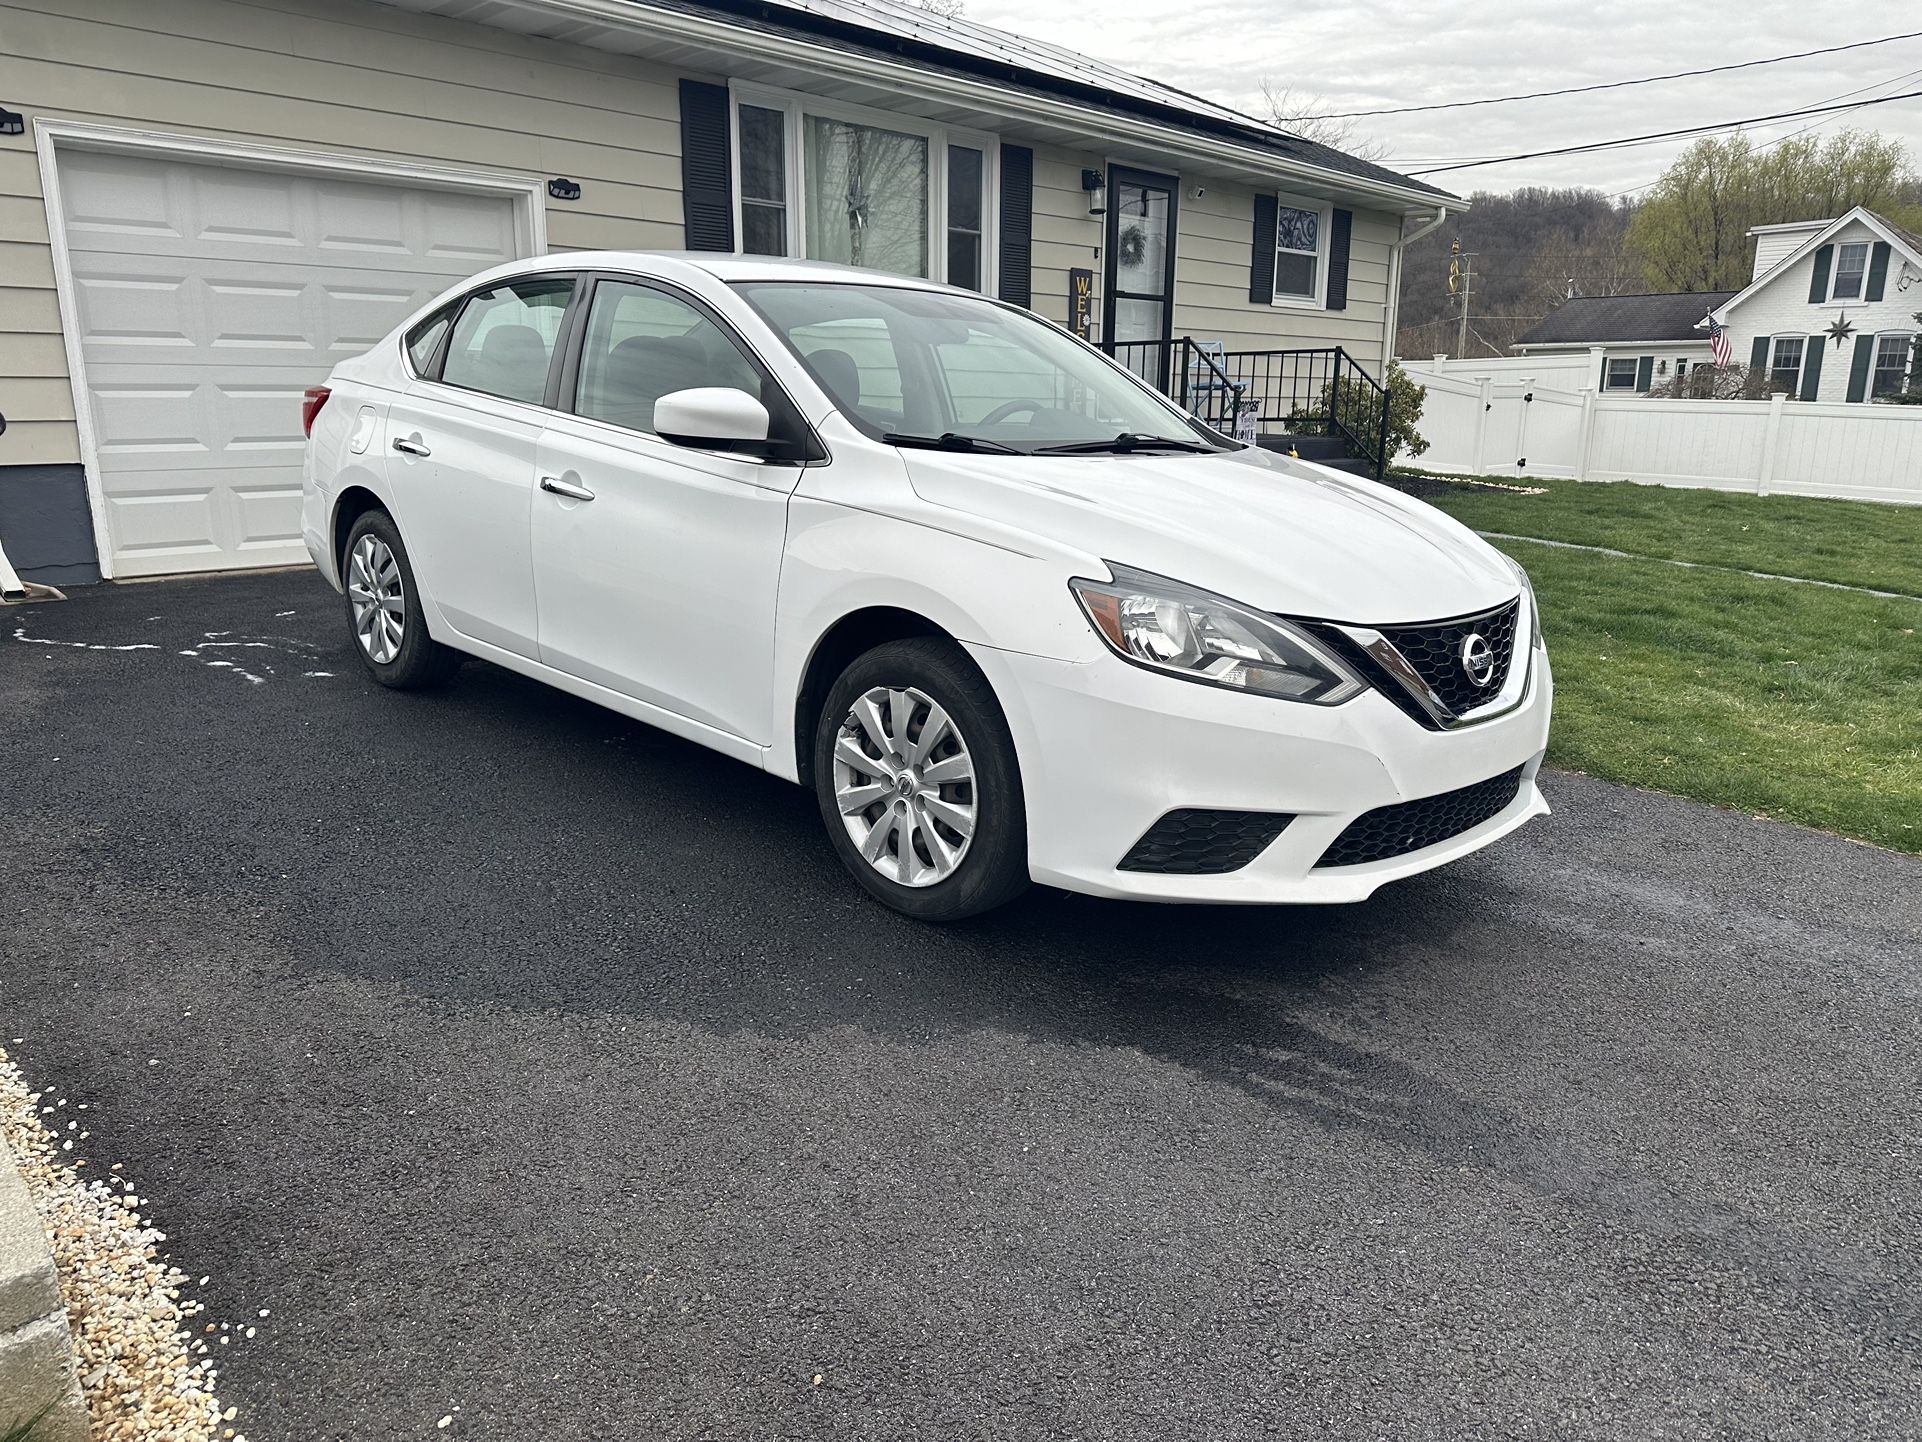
1711,207,1921,404
1511,291,1736,393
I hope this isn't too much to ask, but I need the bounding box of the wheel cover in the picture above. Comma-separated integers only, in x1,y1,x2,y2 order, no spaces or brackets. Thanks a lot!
347,534,405,666
832,685,977,888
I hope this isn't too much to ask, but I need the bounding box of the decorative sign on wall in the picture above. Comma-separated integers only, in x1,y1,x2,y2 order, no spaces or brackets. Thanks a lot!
1068,267,1094,340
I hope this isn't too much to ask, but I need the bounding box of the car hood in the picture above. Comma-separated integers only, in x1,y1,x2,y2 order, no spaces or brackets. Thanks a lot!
900,444,1517,623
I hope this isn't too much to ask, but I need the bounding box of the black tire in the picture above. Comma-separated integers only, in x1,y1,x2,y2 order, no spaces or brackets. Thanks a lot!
813,637,1030,921
340,509,462,689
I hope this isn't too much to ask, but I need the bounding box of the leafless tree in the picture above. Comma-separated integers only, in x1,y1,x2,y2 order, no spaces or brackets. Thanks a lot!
1258,84,1389,162
913,0,965,16
1645,364,1773,400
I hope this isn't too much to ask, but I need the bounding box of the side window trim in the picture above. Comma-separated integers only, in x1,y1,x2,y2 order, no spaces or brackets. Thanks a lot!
401,301,458,382
428,271,582,411
556,270,825,464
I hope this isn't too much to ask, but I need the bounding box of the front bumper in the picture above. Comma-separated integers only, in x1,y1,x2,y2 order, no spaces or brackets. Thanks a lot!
966,638,1552,904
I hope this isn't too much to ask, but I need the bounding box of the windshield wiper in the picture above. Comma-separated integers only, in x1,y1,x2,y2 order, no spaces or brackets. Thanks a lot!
881,431,1027,455
1031,432,1216,455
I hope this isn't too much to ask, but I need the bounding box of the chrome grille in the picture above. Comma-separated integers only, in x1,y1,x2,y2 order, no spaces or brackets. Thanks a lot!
1377,600,1521,717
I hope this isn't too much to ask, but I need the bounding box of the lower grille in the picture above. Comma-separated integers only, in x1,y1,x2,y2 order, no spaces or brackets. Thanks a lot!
1119,809,1294,874
1315,766,1526,869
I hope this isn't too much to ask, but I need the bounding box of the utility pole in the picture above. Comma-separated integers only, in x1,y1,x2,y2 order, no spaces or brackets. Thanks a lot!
1448,240,1476,357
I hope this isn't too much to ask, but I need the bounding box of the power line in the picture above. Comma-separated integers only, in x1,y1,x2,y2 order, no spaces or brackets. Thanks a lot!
1406,86,1922,175
1320,29,1922,118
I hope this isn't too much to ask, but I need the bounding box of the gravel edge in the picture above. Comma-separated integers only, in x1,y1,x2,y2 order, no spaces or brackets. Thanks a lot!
0,1047,233,1442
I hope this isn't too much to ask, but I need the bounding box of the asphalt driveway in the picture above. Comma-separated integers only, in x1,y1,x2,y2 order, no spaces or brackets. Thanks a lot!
3,569,1920,1440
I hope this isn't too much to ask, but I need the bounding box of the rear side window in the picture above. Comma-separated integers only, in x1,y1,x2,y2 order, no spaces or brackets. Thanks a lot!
404,307,454,377
440,277,576,405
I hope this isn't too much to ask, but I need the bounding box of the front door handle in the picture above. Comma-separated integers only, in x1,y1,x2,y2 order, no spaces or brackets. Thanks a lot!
392,436,431,457
540,475,595,502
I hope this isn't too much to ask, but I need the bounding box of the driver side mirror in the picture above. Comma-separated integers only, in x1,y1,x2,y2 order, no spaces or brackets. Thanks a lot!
654,387,771,453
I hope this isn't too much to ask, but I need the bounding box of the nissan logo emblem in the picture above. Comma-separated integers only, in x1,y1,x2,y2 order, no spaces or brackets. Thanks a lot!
1460,633,1496,687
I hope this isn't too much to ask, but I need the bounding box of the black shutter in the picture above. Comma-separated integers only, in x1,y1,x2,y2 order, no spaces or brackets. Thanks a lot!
1800,336,1824,401
1749,336,1770,374
678,80,734,252
1865,241,1892,302
1600,353,1610,389
1634,355,1654,392
1325,207,1353,311
1806,244,1833,304
1845,333,1876,403
1250,193,1278,304
997,144,1033,308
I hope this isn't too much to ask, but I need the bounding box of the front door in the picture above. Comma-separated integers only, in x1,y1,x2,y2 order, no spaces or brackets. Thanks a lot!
531,277,799,745
1103,166,1180,390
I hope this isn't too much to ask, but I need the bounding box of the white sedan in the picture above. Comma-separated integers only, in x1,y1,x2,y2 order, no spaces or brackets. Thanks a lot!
302,253,1551,920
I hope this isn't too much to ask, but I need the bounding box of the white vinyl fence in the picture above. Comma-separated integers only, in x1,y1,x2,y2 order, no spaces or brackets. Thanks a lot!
1399,361,1922,505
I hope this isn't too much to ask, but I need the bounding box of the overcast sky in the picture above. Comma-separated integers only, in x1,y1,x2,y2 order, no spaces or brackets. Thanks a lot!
963,0,1922,199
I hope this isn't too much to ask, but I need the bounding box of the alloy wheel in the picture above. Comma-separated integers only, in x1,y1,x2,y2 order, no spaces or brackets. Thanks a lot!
347,533,405,666
831,685,977,888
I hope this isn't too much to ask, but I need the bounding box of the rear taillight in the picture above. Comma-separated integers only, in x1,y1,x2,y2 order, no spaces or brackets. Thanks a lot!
302,385,332,437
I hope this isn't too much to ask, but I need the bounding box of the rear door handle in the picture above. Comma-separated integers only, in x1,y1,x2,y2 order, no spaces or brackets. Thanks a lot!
540,475,595,502
392,436,431,457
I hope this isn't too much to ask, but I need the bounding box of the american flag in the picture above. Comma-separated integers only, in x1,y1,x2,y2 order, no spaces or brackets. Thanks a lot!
1708,315,1732,367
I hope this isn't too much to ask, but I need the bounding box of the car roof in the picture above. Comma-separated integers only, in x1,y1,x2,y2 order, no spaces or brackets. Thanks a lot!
515,250,957,291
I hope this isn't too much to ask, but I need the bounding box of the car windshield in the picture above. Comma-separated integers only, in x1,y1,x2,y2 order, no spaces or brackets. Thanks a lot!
733,281,1231,455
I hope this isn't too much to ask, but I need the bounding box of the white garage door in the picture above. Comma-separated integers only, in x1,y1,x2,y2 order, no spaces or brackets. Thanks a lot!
54,149,525,577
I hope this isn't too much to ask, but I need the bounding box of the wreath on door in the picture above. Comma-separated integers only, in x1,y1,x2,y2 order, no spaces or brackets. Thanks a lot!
1116,223,1148,271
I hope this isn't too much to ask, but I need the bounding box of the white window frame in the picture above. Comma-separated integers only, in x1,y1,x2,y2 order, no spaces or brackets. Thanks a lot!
1270,190,1332,311
1769,334,1806,397
728,82,998,292
1828,241,1870,303
1871,331,1913,399
1604,356,1640,391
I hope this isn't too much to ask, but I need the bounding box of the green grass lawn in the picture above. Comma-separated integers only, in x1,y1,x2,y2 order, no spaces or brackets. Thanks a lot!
1408,472,1922,598
1412,478,1922,854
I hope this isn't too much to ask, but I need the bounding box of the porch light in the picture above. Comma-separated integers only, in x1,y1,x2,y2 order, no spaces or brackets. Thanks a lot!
1081,168,1106,216
0,108,22,137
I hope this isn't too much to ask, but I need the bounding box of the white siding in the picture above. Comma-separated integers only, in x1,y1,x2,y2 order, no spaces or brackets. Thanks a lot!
1750,223,1826,282
1727,218,1919,402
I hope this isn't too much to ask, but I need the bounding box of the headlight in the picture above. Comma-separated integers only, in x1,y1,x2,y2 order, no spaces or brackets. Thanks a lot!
1070,566,1364,704
1505,553,1547,652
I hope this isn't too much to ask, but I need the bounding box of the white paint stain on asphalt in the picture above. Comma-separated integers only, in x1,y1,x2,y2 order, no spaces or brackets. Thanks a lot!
12,627,161,652
10,616,331,689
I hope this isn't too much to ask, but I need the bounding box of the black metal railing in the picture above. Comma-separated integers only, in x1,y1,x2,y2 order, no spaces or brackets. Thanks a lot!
1102,337,1393,478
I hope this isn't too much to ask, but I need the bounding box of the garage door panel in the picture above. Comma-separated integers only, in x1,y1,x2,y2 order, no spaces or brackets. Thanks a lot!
56,146,525,575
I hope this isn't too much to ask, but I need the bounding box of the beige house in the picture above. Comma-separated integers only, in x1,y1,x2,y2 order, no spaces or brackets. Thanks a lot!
0,0,1457,584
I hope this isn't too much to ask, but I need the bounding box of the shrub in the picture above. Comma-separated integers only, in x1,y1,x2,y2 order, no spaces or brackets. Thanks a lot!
1644,363,1774,400
1287,359,1430,460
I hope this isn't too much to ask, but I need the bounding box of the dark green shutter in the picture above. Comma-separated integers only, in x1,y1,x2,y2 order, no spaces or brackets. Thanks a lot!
1634,355,1654,392
1807,244,1833,303
1845,333,1876,403
1325,208,1352,311
678,80,734,252
997,145,1033,309
1749,336,1770,374
1250,194,1278,304
1800,336,1824,401
1865,242,1892,302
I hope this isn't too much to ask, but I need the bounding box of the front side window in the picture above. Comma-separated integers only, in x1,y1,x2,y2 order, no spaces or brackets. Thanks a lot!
1830,242,1869,301
1873,333,1913,398
734,94,990,287
738,281,1226,453
1274,197,1324,303
573,281,761,435
440,277,574,405
1770,335,1805,396
1605,357,1639,391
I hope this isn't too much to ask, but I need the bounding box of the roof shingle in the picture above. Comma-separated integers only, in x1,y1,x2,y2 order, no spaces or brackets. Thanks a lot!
1515,291,1739,347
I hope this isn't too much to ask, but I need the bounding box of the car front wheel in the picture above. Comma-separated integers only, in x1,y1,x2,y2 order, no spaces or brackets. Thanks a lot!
342,509,461,689
813,638,1029,921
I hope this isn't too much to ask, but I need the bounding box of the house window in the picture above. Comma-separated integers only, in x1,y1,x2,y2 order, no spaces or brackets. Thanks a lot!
1769,335,1805,396
1605,357,1640,391
1873,333,1913,398
1272,194,1327,304
1830,242,1869,301
738,104,788,257
732,88,994,288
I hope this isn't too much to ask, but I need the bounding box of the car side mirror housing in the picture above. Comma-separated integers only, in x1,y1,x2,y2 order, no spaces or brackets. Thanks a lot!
654,387,771,453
